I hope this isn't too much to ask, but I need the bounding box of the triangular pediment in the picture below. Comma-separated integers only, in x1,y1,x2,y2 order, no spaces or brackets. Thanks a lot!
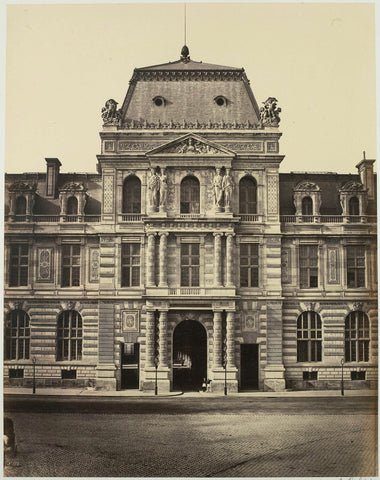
146,134,235,157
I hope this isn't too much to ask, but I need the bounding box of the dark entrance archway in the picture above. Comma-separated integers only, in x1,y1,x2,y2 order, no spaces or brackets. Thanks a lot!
172,320,207,392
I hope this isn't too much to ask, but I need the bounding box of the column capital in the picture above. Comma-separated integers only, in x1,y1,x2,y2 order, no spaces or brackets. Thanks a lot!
226,232,236,238
213,232,222,237
159,231,169,238
147,232,157,238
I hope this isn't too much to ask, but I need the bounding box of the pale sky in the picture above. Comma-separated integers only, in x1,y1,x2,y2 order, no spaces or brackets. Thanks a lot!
4,2,377,174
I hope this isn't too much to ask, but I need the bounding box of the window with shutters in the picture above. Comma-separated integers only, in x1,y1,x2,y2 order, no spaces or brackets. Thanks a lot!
240,243,259,287
345,311,370,362
346,246,365,288
61,245,81,287
5,310,30,360
121,243,141,287
297,311,322,362
9,244,29,287
181,243,200,286
299,245,318,288
57,310,82,361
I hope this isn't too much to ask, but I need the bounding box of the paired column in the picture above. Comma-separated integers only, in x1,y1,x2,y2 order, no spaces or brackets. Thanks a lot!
213,233,222,287
158,310,168,368
145,310,155,368
146,233,156,286
226,311,236,367
159,233,168,287
226,233,234,287
212,311,223,368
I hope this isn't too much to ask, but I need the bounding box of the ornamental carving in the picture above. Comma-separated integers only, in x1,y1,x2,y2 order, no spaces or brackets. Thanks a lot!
131,70,246,83
8,182,37,193
37,248,53,282
281,248,291,284
89,248,100,282
119,142,162,151
340,181,366,192
122,119,258,130
353,301,364,311
327,248,339,284
59,182,86,193
294,181,320,192
159,138,221,154
101,99,121,125
260,97,281,127
220,142,264,152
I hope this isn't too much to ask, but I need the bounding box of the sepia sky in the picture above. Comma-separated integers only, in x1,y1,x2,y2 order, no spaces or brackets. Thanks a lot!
4,2,377,174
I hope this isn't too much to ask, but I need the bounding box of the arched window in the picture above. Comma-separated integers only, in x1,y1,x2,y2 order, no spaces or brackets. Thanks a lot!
57,310,82,361
349,196,360,216
67,196,78,215
122,176,141,213
15,196,26,215
297,311,322,362
302,196,313,216
5,310,30,360
345,311,370,362
239,176,257,214
180,176,200,214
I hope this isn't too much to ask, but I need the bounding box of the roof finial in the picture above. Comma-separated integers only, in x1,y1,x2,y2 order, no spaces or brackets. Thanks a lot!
181,4,190,63
363,150,366,160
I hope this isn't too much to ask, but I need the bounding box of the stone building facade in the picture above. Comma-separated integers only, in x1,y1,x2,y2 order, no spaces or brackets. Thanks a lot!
4,48,377,392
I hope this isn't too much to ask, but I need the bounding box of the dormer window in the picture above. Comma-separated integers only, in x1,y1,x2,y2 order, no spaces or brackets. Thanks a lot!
153,96,165,107
214,96,227,107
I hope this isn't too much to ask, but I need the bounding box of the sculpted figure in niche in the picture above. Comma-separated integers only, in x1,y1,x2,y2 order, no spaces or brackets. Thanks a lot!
222,168,234,209
159,168,168,207
148,167,160,210
213,168,224,207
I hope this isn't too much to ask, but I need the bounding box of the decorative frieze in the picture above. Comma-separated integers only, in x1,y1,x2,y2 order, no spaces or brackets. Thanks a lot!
132,69,246,83
220,142,264,152
119,142,162,151
122,119,258,130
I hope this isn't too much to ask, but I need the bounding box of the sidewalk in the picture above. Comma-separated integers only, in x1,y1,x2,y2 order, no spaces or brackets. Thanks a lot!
3,386,377,397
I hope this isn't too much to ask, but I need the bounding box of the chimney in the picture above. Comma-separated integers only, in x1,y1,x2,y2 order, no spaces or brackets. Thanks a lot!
356,151,375,200
45,158,62,198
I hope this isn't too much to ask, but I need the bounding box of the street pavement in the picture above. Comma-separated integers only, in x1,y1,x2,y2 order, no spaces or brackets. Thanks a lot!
3,393,377,478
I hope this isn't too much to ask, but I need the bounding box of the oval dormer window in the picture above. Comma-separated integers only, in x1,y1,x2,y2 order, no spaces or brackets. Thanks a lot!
214,96,227,107
153,96,165,107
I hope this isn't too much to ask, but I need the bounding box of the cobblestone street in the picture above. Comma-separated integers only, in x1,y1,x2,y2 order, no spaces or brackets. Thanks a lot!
4,396,377,477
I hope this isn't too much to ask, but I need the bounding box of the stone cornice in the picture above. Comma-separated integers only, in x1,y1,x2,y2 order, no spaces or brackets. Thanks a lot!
131,69,246,83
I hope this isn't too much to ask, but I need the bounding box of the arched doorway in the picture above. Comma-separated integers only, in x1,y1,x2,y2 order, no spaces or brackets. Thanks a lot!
172,320,207,392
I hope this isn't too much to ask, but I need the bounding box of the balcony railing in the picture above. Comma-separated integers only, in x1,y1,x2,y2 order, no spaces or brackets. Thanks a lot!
280,215,376,224
239,214,263,222
6,214,101,223
120,214,143,222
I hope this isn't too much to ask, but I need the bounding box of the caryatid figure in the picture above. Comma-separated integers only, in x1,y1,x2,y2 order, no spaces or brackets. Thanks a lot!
148,167,160,210
222,168,234,209
159,168,168,208
213,168,224,208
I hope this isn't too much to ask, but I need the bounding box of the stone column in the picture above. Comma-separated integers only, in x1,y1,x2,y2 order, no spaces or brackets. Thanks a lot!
226,233,234,287
159,232,168,287
226,311,236,367
213,233,222,287
213,311,223,369
158,310,168,368
145,310,155,368
146,233,156,287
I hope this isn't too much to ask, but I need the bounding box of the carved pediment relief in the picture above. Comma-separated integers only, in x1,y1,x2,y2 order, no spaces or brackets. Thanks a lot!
339,181,366,193
59,182,87,193
8,181,36,193
147,134,235,157
294,181,320,192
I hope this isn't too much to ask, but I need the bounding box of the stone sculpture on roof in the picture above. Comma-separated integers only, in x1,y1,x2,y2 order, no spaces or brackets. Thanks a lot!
260,97,281,127
101,99,121,125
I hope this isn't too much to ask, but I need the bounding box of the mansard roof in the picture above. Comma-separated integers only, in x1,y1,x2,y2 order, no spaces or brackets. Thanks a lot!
120,50,261,129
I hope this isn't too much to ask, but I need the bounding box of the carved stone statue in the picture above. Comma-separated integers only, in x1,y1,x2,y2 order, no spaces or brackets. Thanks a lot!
159,168,168,207
222,168,234,209
148,167,160,210
213,168,224,207
101,99,121,124
260,97,281,127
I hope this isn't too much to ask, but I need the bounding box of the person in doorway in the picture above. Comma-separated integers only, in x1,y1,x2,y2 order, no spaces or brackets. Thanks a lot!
202,378,207,392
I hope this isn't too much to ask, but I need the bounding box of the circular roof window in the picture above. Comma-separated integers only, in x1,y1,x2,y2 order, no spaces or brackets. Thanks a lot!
215,96,227,106
153,96,164,107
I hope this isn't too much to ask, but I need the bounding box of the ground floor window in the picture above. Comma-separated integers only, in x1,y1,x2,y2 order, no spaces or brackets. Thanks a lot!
297,311,322,362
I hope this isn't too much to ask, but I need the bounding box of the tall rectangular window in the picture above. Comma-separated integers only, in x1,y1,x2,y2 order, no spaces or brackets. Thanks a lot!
121,243,140,287
61,245,80,287
9,244,29,287
297,311,322,362
299,245,318,288
181,243,200,287
240,243,259,287
347,246,365,288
